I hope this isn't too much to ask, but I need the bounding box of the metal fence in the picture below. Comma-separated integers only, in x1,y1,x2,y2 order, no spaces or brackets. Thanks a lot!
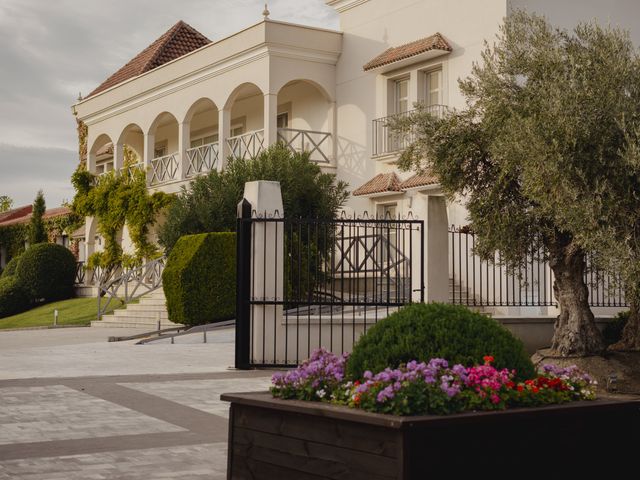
236,207,424,368
449,226,627,308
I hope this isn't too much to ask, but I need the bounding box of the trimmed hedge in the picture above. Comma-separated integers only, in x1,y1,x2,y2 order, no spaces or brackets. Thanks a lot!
162,232,236,326
346,303,535,381
15,243,76,302
0,276,30,318
1,255,21,278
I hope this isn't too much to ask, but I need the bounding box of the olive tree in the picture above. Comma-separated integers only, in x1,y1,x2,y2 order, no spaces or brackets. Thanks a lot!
393,11,610,356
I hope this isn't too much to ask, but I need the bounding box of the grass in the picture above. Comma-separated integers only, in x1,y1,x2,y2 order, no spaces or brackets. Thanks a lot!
0,297,125,330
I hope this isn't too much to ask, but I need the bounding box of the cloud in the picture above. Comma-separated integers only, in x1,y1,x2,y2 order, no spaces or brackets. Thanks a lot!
0,0,338,206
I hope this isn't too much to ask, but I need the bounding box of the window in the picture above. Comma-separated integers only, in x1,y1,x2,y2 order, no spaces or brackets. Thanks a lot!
425,69,442,106
277,112,289,129
154,143,167,158
395,78,410,114
190,134,217,149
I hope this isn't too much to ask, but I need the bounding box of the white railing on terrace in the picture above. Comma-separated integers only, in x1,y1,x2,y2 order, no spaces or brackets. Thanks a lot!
277,128,332,164
122,162,144,180
150,153,180,185
227,129,265,161
186,142,219,178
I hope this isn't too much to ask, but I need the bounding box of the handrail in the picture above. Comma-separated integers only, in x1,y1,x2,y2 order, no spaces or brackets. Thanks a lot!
227,129,265,161
97,256,166,320
186,142,219,177
277,128,332,164
150,153,179,185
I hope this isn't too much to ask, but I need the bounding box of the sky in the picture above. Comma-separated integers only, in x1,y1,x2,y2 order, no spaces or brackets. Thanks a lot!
0,0,338,208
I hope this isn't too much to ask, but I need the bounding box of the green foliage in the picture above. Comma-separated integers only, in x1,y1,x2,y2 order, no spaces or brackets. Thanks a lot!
159,145,348,250
603,311,629,347
0,224,27,260
0,195,12,213
346,303,535,381
162,232,236,326
0,276,30,318
1,254,21,278
28,190,47,245
71,163,172,269
15,243,76,302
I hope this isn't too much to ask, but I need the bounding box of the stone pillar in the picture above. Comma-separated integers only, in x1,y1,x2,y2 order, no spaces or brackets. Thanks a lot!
87,151,97,174
242,181,284,364
218,108,231,170
113,142,124,171
426,195,449,302
263,93,278,148
178,121,190,179
143,133,155,184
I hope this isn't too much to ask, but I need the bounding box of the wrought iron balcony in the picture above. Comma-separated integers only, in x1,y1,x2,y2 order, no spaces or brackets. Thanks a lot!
372,104,447,158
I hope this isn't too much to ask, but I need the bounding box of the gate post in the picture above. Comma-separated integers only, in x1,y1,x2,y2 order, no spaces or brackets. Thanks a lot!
235,198,252,369
426,195,449,302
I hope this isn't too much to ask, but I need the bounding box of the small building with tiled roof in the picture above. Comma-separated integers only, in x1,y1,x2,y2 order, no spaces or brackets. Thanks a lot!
363,33,452,72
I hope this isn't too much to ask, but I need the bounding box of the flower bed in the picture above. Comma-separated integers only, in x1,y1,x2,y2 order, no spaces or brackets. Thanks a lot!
270,349,596,416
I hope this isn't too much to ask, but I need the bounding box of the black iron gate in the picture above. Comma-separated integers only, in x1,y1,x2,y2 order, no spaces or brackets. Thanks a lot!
236,207,424,368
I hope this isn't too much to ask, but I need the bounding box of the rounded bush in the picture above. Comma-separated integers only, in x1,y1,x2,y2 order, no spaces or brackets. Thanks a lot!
15,243,76,302
0,276,30,318
346,303,535,381
0,255,21,278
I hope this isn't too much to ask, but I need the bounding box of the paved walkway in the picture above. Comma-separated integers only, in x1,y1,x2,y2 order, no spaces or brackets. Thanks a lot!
0,327,275,479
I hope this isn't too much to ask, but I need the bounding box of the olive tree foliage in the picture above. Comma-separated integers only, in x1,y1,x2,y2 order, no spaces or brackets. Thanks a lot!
392,11,615,356
0,196,12,213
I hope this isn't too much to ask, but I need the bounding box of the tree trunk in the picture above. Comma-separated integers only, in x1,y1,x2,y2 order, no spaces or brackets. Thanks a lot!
610,298,640,351
548,236,605,356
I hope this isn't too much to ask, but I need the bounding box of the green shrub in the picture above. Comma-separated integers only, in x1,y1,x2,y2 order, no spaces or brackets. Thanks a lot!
603,311,629,346
15,243,76,301
162,232,236,326
0,255,21,278
0,276,30,318
346,303,535,381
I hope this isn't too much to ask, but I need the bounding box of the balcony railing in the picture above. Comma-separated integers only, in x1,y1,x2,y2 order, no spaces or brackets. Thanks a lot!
150,152,180,185
372,104,447,157
186,142,219,178
277,128,332,164
228,129,265,161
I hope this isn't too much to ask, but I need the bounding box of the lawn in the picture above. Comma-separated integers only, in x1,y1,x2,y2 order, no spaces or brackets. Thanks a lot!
0,297,123,330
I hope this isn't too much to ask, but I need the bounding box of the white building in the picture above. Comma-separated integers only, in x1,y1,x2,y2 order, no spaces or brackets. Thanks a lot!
72,0,638,312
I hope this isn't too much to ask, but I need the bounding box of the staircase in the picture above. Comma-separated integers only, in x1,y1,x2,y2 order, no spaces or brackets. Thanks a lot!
91,289,182,329
449,278,488,313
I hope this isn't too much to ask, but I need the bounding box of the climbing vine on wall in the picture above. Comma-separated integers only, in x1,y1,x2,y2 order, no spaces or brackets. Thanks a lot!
71,159,173,271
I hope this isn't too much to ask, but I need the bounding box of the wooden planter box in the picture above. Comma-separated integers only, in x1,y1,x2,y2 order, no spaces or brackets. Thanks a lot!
222,392,640,479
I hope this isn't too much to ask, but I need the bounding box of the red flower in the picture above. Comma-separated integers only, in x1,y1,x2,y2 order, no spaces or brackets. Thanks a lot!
483,355,494,364
532,387,540,394
506,381,515,389
517,385,524,392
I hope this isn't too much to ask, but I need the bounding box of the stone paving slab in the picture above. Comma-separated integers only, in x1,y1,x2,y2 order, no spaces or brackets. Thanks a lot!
0,442,227,480
121,377,273,418
0,385,185,445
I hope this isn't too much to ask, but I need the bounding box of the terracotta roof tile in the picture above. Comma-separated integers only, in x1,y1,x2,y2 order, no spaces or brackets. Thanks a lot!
87,21,211,98
353,173,402,196
0,206,71,228
363,33,451,71
399,172,439,189
0,205,32,224
96,143,114,157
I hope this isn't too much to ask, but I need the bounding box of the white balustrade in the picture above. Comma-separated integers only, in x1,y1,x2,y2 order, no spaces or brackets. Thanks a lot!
277,128,332,163
227,129,265,161
149,153,179,185
185,142,219,178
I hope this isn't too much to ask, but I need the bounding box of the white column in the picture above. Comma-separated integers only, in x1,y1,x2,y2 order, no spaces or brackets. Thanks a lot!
178,121,190,179
425,195,449,302
87,152,97,174
328,100,337,165
263,93,278,148
113,142,124,171
218,108,231,170
143,133,155,184
243,181,284,363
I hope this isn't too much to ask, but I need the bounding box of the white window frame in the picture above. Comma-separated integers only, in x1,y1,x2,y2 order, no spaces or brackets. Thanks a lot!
394,77,410,114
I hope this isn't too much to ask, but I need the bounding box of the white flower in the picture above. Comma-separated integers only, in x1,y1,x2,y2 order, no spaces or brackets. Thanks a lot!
316,389,326,399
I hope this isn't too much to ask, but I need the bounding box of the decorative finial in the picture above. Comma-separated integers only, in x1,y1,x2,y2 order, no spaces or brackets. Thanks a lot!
262,3,270,19
77,92,83,101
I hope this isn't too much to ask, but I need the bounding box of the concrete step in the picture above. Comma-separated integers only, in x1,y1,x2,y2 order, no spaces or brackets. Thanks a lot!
91,319,179,329
106,310,171,320
124,303,167,312
137,298,167,306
